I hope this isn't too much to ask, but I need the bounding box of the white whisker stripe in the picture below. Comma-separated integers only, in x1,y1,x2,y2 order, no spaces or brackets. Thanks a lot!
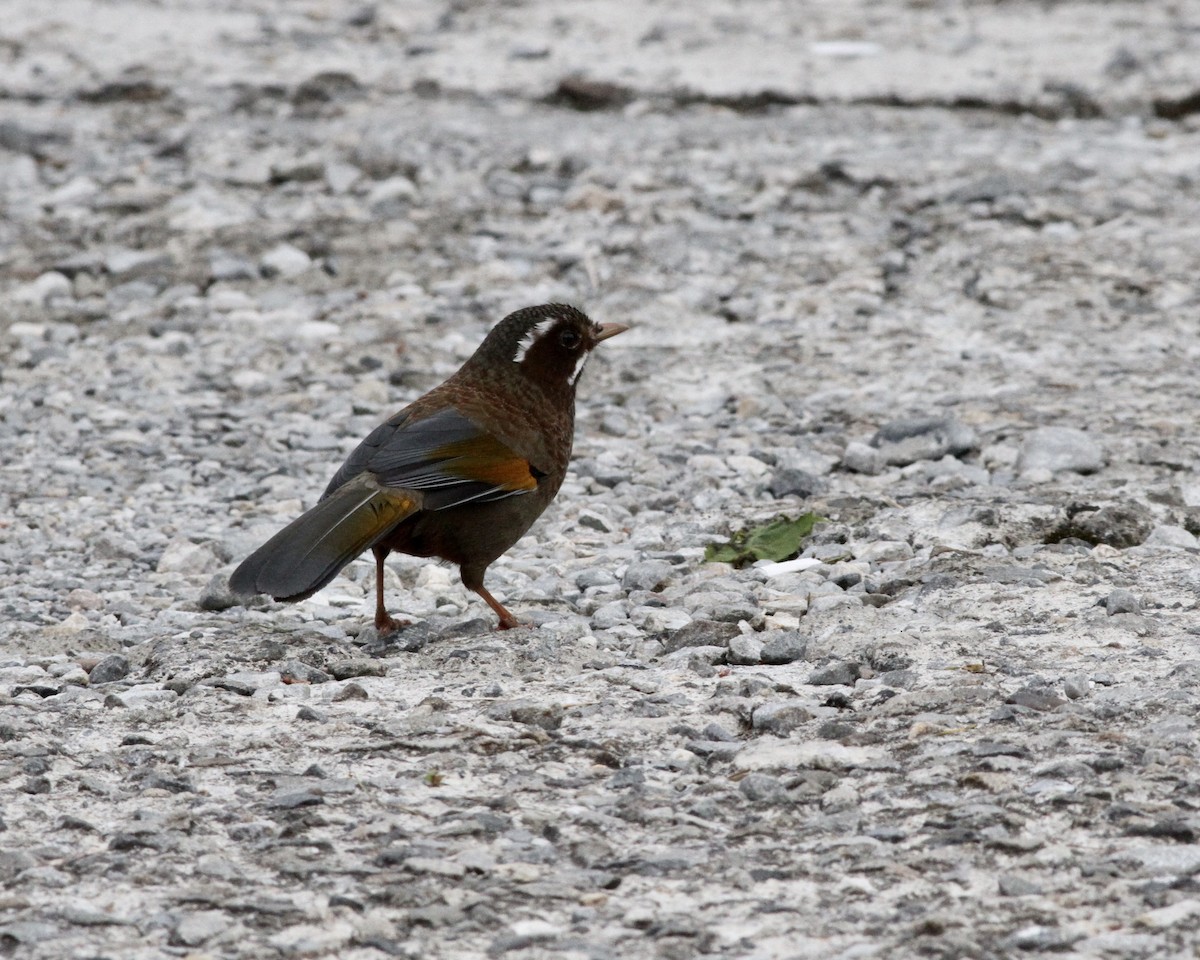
570,351,590,385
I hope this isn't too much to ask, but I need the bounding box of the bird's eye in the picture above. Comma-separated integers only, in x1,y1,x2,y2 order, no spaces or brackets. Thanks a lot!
559,329,582,349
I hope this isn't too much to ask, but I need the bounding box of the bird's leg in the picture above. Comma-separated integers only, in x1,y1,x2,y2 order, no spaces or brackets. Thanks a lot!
473,584,522,630
372,545,408,635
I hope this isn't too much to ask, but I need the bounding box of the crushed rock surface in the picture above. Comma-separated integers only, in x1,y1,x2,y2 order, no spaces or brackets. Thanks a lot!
3,2,1200,958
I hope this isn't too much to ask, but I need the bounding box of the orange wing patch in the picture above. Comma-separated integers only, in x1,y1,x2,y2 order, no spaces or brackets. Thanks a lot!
333,488,420,547
372,491,419,521
435,435,539,492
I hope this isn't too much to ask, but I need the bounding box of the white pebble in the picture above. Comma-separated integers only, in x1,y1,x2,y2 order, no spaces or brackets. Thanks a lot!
9,271,72,306
260,243,311,278
754,557,823,577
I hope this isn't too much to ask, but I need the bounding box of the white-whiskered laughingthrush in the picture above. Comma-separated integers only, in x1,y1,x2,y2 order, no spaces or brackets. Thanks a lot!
229,304,627,633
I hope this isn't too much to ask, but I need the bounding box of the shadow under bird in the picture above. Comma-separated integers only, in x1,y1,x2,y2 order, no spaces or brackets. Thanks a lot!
229,304,628,633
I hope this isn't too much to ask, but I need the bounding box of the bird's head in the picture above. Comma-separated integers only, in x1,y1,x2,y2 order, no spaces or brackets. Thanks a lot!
475,303,627,391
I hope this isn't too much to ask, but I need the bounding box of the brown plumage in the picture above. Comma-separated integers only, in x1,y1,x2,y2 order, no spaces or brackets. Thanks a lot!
229,304,627,633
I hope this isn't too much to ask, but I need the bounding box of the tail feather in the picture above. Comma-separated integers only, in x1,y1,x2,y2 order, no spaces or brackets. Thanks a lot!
229,478,419,603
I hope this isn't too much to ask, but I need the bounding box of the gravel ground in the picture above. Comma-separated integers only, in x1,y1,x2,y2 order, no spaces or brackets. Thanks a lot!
4,2,1200,958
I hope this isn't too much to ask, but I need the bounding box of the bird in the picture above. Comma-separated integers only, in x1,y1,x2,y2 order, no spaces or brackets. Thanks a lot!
229,303,627,634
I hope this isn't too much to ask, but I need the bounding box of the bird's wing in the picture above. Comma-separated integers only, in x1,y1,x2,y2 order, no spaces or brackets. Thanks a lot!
323,406,542,510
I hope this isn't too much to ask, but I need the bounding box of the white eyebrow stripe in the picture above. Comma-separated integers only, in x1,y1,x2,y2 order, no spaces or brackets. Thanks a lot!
514,319,556,363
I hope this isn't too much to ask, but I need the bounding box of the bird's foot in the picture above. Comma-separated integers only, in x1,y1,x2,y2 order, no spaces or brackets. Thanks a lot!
374,614,411,637
474,585,524,631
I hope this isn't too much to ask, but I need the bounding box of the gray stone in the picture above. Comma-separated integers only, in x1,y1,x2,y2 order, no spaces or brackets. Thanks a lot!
808,661,862,686
751,700,812,736
0,921,59,946
209,251,257,282
946,172,1032,203
702,722,738,742
259,242,311,278
866,643,913,672
1105,589,1141,615
198,573,239,611
292,69,364,108
156,538,222,575
726,635,764,665
1075,933,1165,956
590,600,629,629
685,740,742,761
854,540,914,563
0,849,37,882
210,677,257,696
621,560,673,592
1001,926,1076,952
332,682,369,701
0,120,68,156
1017,426,1105,474
817,719,856,740
807,595,860,615
982,564,1054,585
404,856,467,879
841,441,883,475
830,568,862,589
279,661,332,684
89,655,130,685
631,604,691,633
707,598,762,623
768,467,827,498
58,905,131,926
488,699,563,731
172,911,229,947
576,567,618,588
23,776,51,795
1007,686,1067,712
607,767,645,789
329,659,386,680
324,161,362,193
107,686,177,708
738,772,789,803
1055,503,1153,548
577,509,615,532
105,247,173,281
92,533,141,561
871,416,978,466
673,647,726,673
760,632,807,664
662,619,740,653
367,176,417,217
269,155,325,183
1144,524,1200,551
269,789,324,809
876,669,917,689
106,279,158,310
10,271,72,306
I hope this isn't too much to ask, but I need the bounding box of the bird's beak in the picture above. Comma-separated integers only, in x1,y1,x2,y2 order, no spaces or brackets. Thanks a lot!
593,323,629,343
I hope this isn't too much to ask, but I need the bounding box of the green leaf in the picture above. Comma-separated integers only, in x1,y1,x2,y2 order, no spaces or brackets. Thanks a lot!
704,514,822,569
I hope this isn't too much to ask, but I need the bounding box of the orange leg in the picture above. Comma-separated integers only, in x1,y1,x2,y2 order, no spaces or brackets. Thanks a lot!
473,584,522,630
372,545,409,635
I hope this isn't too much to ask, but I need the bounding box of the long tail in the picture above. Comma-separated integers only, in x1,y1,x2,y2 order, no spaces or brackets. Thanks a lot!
229,477,419,603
